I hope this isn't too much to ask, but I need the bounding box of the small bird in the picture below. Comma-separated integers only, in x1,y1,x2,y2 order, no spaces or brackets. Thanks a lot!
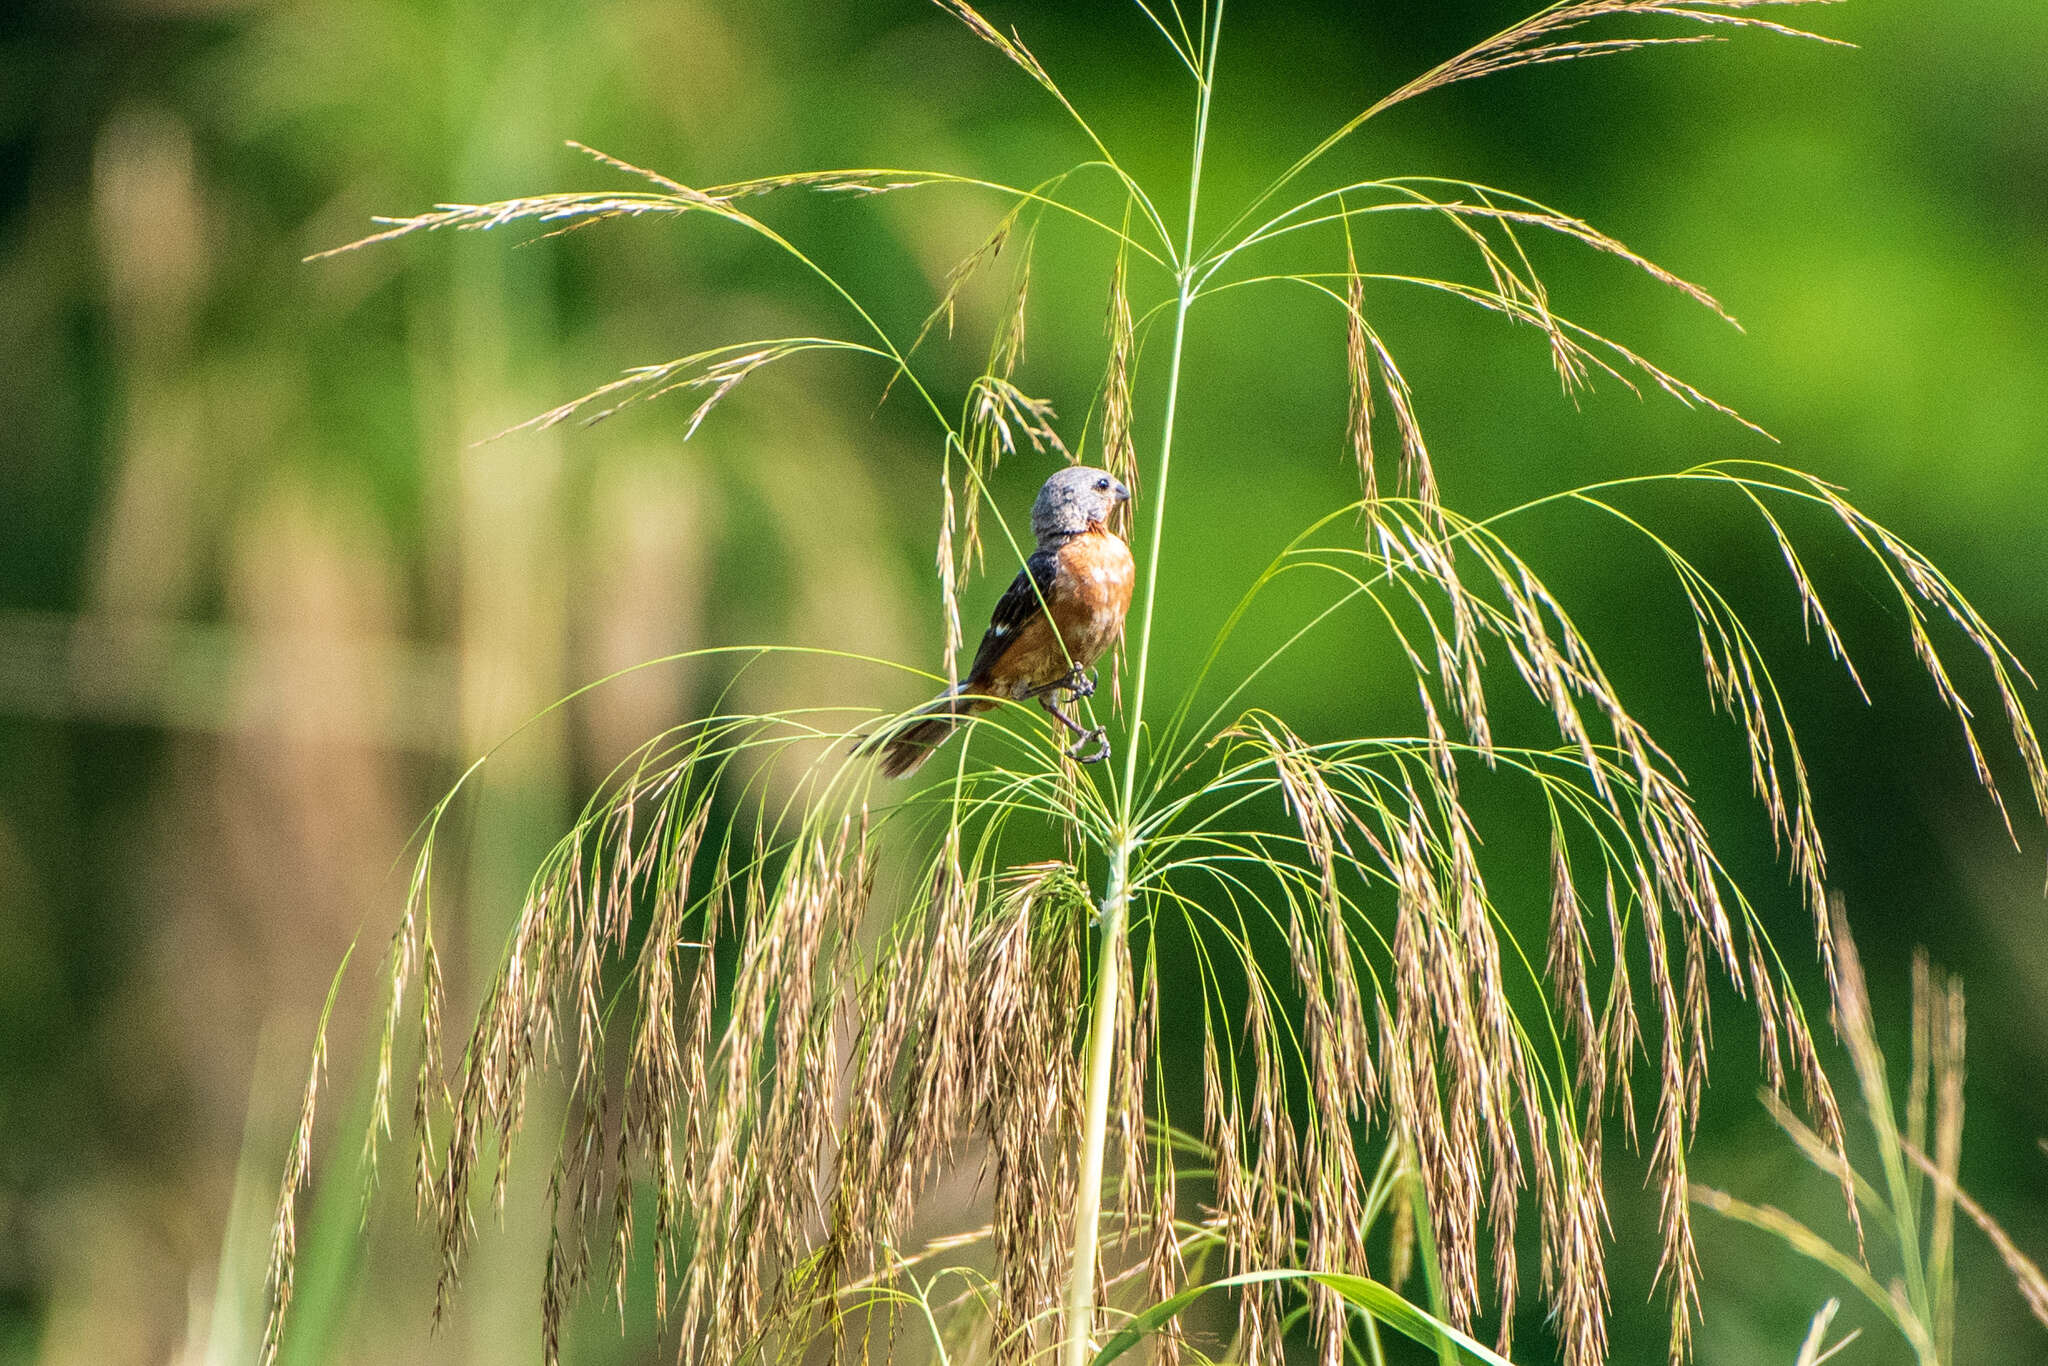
866,465,1134,777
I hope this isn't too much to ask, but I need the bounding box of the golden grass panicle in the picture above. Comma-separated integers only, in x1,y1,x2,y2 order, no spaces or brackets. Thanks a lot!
1548,833,1602,1111
1110,921,1154,1250
1361,2,1848,128
1102,231,1138,534
1341,238,1378,522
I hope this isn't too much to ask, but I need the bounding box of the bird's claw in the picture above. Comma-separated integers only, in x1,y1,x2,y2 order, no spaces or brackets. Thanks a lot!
1066,726,1111,764
1063,666,1097,700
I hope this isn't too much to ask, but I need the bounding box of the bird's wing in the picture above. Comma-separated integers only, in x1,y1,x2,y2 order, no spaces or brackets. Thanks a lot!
964,549,1059,687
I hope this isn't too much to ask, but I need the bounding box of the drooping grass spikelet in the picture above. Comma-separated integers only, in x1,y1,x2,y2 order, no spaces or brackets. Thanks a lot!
1341,220,1378,524
1548,832,1602,1112
1102,224,1138,532
261,947,353,1366
1359,3,1848,129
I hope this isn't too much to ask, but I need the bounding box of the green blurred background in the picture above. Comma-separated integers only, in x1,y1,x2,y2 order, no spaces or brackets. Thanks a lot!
2,1,2043,1363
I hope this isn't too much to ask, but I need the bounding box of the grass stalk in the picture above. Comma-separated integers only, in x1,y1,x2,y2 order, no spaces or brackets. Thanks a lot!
1062,13,1221,1366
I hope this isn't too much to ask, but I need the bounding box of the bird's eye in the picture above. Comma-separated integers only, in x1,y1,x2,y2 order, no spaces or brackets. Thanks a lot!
1095,477,1111,490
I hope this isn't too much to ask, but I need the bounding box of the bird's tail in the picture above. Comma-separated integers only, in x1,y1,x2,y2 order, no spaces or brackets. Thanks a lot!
860,687,986,778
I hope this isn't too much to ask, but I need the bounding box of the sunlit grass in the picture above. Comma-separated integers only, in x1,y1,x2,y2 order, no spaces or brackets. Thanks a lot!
263,5,2046,1366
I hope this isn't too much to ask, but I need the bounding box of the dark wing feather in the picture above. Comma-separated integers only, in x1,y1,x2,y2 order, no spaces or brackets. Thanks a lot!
964,549,1059,688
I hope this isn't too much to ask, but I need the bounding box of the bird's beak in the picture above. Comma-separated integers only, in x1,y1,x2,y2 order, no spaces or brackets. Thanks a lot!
1113,482,1131,503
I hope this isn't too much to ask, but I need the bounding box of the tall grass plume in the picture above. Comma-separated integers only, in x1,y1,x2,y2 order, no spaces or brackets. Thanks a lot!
264,5,2044,1366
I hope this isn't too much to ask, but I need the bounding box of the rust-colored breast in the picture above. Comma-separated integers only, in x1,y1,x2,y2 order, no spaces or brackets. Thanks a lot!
975,526,1134,700
1050,526,1135,667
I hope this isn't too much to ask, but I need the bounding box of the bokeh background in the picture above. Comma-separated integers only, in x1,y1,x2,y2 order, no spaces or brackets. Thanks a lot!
3,1,2044,1363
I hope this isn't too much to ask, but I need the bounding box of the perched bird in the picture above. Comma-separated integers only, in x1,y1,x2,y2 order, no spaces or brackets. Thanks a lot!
866,465,1134,777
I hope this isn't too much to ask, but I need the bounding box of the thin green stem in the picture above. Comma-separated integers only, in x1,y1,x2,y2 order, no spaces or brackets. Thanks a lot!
1062,10,1221,1366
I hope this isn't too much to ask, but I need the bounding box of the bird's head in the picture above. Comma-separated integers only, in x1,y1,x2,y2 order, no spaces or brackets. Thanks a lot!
1030,465,1130,543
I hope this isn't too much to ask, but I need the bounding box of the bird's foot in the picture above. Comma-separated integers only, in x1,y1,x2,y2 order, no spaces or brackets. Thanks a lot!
1041,693,1108,762
1026,666,1097,702
1066,726,1111,764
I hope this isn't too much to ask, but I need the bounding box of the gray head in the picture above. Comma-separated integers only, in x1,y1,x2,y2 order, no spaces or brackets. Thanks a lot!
1030,465,1130,543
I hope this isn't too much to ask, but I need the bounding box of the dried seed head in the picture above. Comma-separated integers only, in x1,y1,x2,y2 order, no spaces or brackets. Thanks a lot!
1102,237,1138,538
1342,227,1379,524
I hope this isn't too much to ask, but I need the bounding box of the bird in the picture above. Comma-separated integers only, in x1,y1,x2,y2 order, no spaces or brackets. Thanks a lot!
865,465,1134,778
